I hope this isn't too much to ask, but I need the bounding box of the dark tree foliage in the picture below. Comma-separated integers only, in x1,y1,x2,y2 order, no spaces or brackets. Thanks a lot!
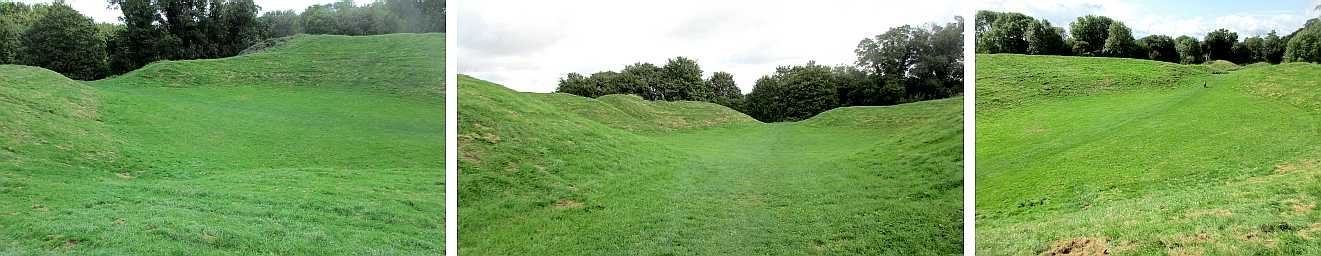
743,62,838,122
557,17,964,123
108,0,166,73
1286,19,1321,63
854,18,963,105
831,65,882,105
1175,36,1204,64
1102,21,1139,58
106,0,263,73
556,73,595,97
1026,19,1067,55
1138,35,1178,63
1263,31,1285,64
661,57,707,101
0,17,18,64
975,10,1312,65
975,10,1033,54
1204,29,1238,62
619,62,664,99
555,58,714,103
706,71,741,108
1069,15,1115,56
21,3,107,80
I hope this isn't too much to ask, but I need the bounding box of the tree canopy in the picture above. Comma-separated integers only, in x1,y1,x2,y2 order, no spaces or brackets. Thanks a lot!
558,17,965,123
977,10,1321,65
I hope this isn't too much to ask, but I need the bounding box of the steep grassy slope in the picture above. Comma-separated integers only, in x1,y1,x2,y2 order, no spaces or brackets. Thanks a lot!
1,33,444,255
459,75,962,255
977,54,1321,255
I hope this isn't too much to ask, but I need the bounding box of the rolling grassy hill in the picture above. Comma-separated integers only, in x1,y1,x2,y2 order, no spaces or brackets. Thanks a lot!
458,75,963,255
1,33,444,255
976,54,1321,255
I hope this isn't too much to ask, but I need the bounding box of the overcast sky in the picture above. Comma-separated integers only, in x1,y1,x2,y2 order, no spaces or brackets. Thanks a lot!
979,0,1321,39
13,0,349,24
459,0,963,93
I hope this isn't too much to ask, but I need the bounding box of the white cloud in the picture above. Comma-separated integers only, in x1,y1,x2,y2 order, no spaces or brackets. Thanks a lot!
460,0,963,93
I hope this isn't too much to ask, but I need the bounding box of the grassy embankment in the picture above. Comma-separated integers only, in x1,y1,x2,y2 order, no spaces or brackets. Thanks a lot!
977,54,1321,255
1,33,445,255
459,75,963,255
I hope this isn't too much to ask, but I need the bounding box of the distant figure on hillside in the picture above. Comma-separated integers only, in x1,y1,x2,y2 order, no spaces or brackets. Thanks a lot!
1203,82,1208,88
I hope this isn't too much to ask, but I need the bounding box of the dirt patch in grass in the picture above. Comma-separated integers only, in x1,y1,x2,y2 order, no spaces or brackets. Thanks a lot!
1166,247,1204,256
553,199,584,209
1275,159,1318,175
1185,209,1232,219
1293,203,1316,214
1042,237,1109,256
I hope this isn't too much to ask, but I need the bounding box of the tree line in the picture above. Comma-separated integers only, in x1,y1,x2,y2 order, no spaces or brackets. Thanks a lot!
0,0,443,80
974,10,1321,64
556,17,964,122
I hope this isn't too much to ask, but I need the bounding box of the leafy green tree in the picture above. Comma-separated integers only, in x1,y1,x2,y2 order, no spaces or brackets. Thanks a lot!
1204,28,1238,61
0,17,18,64
744,62,838,122
21,2,106,80
976,11,1033,54
1285,19,1321,63
1175,36,1204,64
661,57,706,101
706,71,741,108
260,10,302,38
556,72,597,97
1138,35,1178,63
910,18,964,100
1264,31,1285,64
1240,36,1266,63
1102,21,1138,58
831,65,879,106
301,4,337,34
1026,19,1065,55
857,25,924,83
619,62,663,99
1070,15,1115,56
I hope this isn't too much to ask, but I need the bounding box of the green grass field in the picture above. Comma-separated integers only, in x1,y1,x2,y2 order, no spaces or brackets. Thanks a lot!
1,33,445,255
977,54,1321,255
458,75,963,255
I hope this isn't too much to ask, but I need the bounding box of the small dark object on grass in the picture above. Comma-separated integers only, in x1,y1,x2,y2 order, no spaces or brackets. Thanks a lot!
1260,221,1294,233
1203,82,1207,88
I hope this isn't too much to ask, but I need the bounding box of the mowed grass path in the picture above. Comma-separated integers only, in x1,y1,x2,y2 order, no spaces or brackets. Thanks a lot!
2,33,444,255
977,54,1321,255
459,75,962,255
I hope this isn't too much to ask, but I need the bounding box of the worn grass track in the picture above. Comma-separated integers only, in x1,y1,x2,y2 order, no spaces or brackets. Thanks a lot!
459,75,962,255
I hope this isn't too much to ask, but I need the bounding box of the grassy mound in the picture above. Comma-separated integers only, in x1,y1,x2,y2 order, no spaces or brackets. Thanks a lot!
1204,59,1242,73
117,33,444,95
976,54,1211,112
2,34,444,255
459,75,962,255
531,92,756,133
0,65,117,171
977,54,1321,255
